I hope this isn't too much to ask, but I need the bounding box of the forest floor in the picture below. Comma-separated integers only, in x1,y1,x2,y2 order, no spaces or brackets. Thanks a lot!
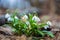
0,32,60,40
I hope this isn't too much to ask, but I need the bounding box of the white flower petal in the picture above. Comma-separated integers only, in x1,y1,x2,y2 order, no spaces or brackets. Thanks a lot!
26,21,30,25
44,25,49,29
47,21,52,26
14,16,19,19
32,16,40,22
23,15,28,19
7,17,13,22
5,13,10,19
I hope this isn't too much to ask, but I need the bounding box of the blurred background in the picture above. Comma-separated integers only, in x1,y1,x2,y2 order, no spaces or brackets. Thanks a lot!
0,0,60,15
0,0,60,29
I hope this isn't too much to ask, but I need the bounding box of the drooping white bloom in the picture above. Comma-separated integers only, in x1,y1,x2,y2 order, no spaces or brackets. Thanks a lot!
47,21,52,26
44,25,49,29
7,17,13,22
23,15,28,19
44,21,52,29
26,21,30,25
14,16,19,19
5,13,10,19
32,16,40,22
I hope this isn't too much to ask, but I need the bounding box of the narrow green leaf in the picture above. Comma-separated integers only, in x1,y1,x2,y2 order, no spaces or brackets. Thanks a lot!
37,30,45,37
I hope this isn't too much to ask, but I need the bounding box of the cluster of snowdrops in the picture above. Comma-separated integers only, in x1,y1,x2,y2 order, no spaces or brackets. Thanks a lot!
5,12,54,38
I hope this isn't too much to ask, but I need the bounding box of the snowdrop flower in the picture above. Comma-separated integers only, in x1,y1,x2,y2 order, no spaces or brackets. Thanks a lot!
26,21,30,25
5,13,10,19
32,16,40,22
14,16,19,19
7,17,13,22
47,21,52,26
44,25,49,29
23,15,28,19
22,15,28,22
44,21,52,29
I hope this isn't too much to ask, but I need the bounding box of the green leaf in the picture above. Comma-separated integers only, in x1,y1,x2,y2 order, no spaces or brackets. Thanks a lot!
43,31,54,38
47,31,54,38
37,30,45,37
